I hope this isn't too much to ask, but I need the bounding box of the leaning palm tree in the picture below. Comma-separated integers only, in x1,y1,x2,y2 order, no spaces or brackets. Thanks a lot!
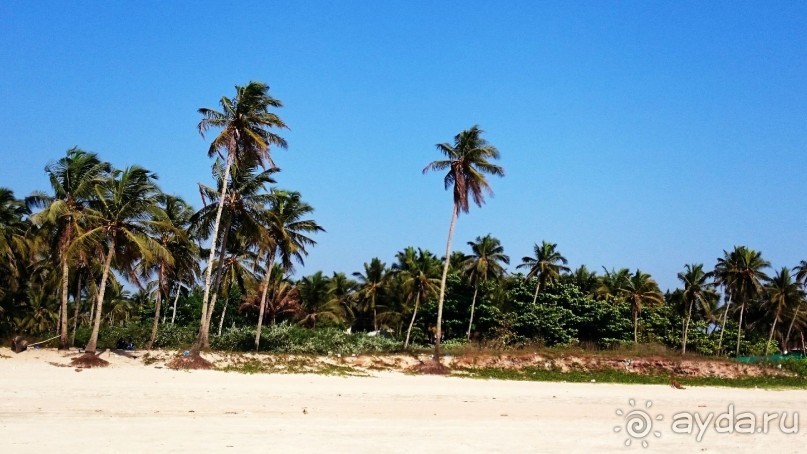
763,267,803,355
677,264,716,354
195,81,288,352
423,125,504,360
254,190,323,349
27,148,110,348
517,241,570,304
461,235,509,339
353,258,387,332
394,247,441,348
71,166,170,359
620,270,664,343
714,246,770,356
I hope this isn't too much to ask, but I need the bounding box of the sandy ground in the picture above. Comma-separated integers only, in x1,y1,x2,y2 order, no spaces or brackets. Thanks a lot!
1,348,805,453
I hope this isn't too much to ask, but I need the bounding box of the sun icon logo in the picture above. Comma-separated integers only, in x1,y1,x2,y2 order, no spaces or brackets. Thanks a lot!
613,399,663,448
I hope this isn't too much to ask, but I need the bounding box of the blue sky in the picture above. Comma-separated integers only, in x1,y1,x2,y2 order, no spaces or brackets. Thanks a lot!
1,1,805,290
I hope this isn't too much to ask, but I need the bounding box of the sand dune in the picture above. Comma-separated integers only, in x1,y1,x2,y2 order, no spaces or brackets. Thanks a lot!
0,347,804,453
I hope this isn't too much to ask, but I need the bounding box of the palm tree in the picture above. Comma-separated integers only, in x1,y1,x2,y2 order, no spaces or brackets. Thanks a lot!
0,188,30,304
394,247,441,348
72,166,170,355
517,241,570,304
254,190,323,349
620,270,664,343
787,261,807,350
353,258,387,332
461,235,509,339
192,162,277,348
564,265,599,297
423,125,504,360
677,264,715,354
597,267,631,301
195,81,287,352
297,272,346,328
714,246,770,356
763,267,803,355
141,194,199,349
27,148,110,348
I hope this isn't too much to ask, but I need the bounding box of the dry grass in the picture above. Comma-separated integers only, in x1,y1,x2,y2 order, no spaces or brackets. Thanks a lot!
70,352,110,368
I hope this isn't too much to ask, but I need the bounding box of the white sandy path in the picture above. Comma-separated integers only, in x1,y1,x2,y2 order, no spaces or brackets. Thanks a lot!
0,349,805,453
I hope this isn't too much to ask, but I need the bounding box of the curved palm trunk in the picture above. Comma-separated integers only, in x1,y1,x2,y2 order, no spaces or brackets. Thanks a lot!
735,302,746,357
784,304,801,352
170,285,181,325
682,299,694,355
632,304,639,344
147,264,165,350
85,243,115,354
255,253,276,350
434,204,458,361
531,281,541,305
717,293,732,355
765,312,779,356
194,152,234,352
466,284,479,340
404,292,421,349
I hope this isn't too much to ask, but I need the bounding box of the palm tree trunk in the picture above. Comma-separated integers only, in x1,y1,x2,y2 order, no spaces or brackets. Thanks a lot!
170,284,181,325
717,292,732,355
765,315,778,356
467,284,479,340
85,243,115,354
735,302,746,357
633,305,639,344
682,299,694,355
531,281,541,305
58,223,72,349
194,152,234,352
70,274,82,347
372,294,378,332
217,297,228,336
202,219,232,347
404,292,421,349
784,305,801,352
146,263,165,350
434,204,458,361
255,252,276,350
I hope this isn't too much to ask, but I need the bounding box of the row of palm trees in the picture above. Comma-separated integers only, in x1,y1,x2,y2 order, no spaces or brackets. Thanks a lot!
2,80,805,360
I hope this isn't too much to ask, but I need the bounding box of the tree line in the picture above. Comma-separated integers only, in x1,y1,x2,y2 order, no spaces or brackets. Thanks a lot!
1,81,805,360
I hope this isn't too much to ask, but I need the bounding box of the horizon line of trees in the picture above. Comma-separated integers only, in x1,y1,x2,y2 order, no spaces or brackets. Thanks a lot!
2,81,805,359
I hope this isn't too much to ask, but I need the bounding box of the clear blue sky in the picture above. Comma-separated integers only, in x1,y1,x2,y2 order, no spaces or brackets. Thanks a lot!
2,1,805,290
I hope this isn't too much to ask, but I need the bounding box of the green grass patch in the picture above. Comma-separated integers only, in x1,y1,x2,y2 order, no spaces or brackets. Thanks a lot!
455,366,807,390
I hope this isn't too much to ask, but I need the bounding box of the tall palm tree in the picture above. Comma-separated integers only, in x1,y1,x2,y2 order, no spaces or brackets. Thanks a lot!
353,258,387,332
195,81,287,352
714,246,770,356
763,267,803,355
394,247,441,348
423,125,504,359
297,272,347,328
677,263,716,354
620,270,664,343
517,241,570,304
72,166,170,355
27,148,110,348
461,235,509,339
254,190,323,349
0,188,30,304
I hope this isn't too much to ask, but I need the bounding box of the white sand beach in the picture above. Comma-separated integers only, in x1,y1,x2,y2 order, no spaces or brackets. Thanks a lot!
0,348,804,453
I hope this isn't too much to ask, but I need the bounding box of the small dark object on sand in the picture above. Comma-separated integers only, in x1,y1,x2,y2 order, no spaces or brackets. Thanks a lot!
167,351,213,370
411,359,451,375
70,352,110,368
11,336,28,353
